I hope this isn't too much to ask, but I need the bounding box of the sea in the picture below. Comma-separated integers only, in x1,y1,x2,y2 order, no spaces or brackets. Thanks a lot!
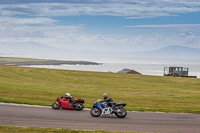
23,56,200,78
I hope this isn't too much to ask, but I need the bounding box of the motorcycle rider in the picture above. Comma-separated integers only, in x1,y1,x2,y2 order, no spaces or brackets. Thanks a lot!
101,93,117,112
62,93,75,106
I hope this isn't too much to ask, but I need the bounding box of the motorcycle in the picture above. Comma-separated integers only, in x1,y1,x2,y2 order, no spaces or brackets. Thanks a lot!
90,99,127,118
52,96,84,111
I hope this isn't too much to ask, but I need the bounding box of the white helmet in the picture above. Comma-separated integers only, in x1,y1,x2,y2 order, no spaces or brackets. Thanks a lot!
103,93,108,99
65,93,70,96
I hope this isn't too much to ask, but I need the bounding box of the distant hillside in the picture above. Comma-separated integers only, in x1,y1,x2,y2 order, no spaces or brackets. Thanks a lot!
0,42,74,57
79,45,200,59
1,42,199,59
147,45,200,59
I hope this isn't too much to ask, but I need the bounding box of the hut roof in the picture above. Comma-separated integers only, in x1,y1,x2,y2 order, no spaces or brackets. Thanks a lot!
117,68,141,75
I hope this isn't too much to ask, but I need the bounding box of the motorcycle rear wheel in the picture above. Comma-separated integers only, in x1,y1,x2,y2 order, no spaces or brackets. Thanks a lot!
115,108,127,118
74,103,84,111
52,102,61,109
90,108,102,117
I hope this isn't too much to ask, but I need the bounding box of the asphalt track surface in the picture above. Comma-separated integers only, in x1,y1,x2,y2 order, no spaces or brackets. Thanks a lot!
0,103,200,133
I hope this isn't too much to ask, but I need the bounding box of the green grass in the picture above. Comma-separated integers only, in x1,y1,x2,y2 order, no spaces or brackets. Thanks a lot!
0,125,138,133
0,57,45,63
0,57,98,65
0,65,200,113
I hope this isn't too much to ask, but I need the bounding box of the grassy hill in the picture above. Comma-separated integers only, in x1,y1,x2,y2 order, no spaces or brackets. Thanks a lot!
0,65,199,113
0,57,99,65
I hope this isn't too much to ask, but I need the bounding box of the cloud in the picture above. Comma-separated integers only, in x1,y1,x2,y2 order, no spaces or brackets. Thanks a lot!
125,24,200,28
0,0,200,18
179,30,197,45
18,32,198,52
1,26,200,52
126,14,178,19
0,17,83,39
0,17,57,27
0,0,200,52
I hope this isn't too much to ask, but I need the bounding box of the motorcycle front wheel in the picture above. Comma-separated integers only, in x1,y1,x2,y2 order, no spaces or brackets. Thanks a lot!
115,108,127,118
52,102,61,109
74,103,84,111
90,108,102,117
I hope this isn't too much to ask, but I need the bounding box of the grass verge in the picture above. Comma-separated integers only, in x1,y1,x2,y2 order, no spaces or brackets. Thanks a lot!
0,125,137,133
0,65,200,113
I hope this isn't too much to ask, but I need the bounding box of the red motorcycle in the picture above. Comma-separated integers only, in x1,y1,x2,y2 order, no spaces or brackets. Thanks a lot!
52,96,84,110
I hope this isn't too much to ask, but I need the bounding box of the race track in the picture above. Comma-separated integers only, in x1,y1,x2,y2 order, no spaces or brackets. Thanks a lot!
0,103,200,132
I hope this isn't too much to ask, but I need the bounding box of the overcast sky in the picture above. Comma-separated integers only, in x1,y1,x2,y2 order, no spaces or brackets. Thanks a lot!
0,0,200,52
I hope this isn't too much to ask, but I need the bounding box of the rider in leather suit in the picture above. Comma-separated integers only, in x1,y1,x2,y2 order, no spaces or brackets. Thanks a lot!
101,93,117,112
62,93,75,105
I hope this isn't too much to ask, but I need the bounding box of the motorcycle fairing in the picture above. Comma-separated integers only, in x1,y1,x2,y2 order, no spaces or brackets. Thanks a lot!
93,102,109,109
93,102,101,108
115,103,126,107
75,99,84,104
101,107,112,115
60,99,74,109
